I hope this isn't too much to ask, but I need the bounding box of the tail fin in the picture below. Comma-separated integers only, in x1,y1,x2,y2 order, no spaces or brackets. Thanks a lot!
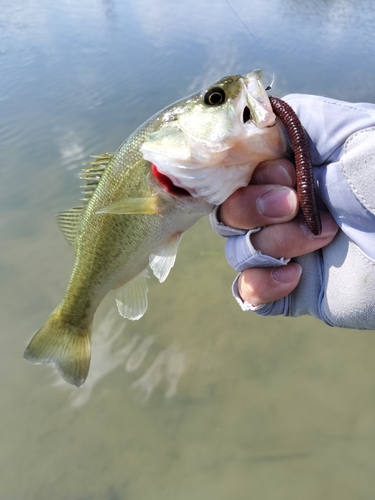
24,313,91,387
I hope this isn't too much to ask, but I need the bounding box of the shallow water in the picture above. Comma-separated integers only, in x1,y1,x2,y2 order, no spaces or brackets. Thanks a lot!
2,0,375,498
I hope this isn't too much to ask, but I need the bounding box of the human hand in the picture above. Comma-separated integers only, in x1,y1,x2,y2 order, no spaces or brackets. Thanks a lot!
211,93,375,329
218,159,338,307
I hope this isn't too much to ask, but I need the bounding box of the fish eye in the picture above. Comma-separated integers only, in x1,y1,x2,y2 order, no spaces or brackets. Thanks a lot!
204,87,226,106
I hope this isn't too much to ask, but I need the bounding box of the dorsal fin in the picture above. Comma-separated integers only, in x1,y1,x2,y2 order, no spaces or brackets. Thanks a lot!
79,152,114,204
56,206,85,246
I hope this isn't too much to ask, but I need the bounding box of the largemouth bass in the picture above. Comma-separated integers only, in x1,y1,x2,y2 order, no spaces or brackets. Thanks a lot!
24,70,289,386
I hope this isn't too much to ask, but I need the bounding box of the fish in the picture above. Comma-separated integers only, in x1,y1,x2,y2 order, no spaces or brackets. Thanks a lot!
24,70,289,387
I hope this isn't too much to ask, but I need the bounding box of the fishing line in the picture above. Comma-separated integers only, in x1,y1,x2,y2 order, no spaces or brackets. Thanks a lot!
224,0,268,59
225,0,322,235
224,0,274,87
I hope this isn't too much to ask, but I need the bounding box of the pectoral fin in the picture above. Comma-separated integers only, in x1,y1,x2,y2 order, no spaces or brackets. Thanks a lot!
149,233,182,283
97,197,159,215
115,269,150,320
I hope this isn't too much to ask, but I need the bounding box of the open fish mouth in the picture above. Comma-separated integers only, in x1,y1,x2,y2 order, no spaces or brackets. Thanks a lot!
151,164,192,197
242,105,251,124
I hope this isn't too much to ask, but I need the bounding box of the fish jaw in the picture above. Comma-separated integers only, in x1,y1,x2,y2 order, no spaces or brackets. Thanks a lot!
141,70,289,205
242,69,276,129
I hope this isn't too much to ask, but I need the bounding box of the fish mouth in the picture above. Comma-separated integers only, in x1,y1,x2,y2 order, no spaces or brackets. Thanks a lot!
151,164,192,197
243,106,251,124
242,71,276,129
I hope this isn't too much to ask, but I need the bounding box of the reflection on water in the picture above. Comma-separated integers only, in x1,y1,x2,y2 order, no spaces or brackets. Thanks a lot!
53,309,186,408
2,0,375,498
131,342,186,401
58,130,88,171
125,335,155,373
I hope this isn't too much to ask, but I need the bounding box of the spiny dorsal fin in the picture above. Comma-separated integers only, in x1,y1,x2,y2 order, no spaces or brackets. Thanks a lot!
86,152,115,166
56,206,84,246
80,152,114,204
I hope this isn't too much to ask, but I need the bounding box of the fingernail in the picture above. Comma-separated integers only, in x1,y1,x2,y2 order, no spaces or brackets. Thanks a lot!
256,187,297,217
272,264,302,283
301,212,338,239
255,164,293,185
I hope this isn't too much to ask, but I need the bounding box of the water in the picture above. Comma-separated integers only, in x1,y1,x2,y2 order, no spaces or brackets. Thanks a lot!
1,0,375,498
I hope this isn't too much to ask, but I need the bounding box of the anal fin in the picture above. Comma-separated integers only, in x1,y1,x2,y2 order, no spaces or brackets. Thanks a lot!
115,269,150,320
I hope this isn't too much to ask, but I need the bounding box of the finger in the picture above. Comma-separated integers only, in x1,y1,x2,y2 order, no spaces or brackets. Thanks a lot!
251,159,296,187
218,184,299,230
238,263,302,307
251,211,338,259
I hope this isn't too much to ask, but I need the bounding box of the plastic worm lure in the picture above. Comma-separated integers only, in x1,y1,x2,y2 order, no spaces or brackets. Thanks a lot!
269,96,322,236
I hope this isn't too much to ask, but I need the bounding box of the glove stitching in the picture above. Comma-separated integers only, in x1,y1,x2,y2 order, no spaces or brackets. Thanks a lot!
352,241,375,267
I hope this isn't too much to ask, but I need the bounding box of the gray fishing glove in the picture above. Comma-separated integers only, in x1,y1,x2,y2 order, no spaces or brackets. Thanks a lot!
211,95,375,329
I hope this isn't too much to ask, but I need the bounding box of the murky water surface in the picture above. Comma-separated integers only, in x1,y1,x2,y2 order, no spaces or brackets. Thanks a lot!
1,0,375,498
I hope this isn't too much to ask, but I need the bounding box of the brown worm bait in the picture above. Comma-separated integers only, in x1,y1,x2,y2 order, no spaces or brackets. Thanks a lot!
269,96,322,236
